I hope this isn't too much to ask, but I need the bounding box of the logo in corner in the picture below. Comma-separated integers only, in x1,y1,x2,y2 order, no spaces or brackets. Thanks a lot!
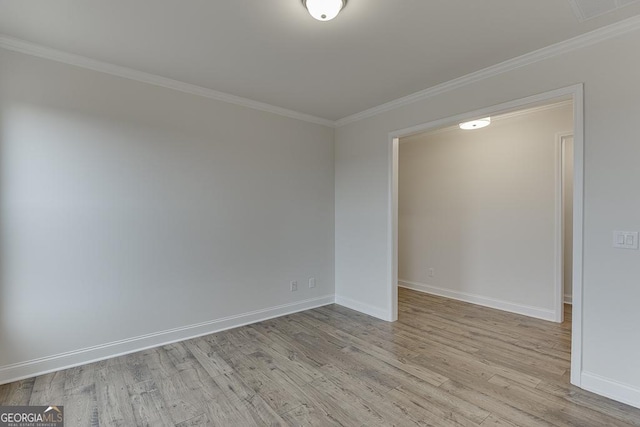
0,405,64,426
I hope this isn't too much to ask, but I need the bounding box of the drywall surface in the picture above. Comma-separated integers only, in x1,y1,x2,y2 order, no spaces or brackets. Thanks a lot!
335,29,640,400
0,49,334,375
398,104,572,316
563,136,575,302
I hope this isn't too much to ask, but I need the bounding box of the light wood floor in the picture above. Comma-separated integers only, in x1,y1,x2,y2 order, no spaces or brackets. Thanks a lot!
2,288,639,426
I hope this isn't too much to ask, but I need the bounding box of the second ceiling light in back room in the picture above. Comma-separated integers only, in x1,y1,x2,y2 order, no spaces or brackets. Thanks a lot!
459,117,492,130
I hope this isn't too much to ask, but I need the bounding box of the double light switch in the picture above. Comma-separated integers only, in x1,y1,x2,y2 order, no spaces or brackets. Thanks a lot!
613,231,639,249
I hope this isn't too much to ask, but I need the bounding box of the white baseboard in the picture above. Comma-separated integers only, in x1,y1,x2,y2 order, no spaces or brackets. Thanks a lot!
564,294,573,305
335,295,391,321
0,295,335,385
398,280,556,322
581,372,640,410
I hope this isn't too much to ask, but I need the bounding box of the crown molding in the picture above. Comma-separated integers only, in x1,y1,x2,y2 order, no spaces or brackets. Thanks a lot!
335,14,640,127
0,34,335,128
3,13,640,130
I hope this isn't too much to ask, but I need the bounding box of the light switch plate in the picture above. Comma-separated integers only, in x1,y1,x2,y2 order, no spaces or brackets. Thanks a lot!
613,231,639,249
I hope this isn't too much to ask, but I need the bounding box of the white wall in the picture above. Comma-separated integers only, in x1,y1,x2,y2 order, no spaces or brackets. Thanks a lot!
0,49,335,381
398,104,573,319
563,136,574,303
335,29,640,406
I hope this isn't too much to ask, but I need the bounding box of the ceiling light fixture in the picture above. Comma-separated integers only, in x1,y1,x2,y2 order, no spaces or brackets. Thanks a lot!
302,0,347,21
459,117,491,130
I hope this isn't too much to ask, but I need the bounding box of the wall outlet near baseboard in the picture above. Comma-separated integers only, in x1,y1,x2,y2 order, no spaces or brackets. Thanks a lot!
309,277,316,288
428,268,435,277
290,281,298,291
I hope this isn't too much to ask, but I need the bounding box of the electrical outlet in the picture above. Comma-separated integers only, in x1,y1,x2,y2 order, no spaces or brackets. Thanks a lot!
309,277,316,288
290,281,298,292
428,268,435,277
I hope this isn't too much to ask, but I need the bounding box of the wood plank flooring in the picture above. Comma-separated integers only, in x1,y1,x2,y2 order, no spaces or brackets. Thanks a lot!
2,288,640,426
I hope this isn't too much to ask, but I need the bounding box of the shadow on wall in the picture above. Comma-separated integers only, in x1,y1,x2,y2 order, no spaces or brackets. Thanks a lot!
0,107,47,366
0,107,5,359
0,106,16,365
0,103,120,367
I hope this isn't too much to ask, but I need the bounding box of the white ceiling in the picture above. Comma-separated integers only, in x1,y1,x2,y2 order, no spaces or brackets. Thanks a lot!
1,0,640,121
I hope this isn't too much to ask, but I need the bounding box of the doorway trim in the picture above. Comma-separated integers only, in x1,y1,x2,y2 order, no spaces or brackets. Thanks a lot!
556,131,574,323
387,84,584,387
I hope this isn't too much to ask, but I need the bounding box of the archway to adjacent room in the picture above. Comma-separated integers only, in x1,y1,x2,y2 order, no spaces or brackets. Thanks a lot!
386,84,584,387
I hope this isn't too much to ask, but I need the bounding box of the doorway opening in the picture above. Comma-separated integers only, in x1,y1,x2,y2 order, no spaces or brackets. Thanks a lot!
397,101,573,323
389,85,584,386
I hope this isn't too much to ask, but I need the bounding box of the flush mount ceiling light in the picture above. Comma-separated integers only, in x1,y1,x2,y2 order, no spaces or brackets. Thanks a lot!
459,117,491,130
302,0,347,21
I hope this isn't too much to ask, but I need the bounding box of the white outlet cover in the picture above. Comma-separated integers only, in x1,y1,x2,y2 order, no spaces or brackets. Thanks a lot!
309,277,316,288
